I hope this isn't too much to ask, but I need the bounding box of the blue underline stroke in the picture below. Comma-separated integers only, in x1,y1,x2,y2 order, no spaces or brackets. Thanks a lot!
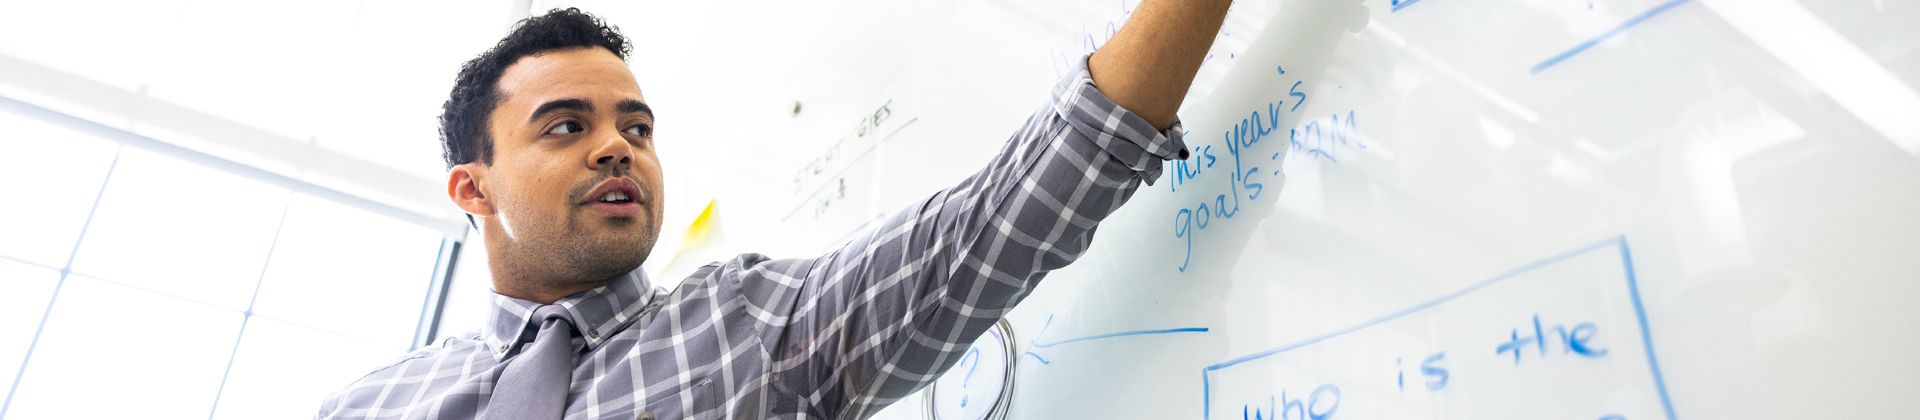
1531,0,1695,75
1031,327,1212,349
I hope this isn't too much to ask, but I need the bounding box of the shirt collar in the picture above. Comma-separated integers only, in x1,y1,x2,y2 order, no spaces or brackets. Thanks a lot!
482,268,659,356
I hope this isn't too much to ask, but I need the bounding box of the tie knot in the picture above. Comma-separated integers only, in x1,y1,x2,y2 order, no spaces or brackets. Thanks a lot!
505,304,582,359
531,304,575,327
517,305,578,343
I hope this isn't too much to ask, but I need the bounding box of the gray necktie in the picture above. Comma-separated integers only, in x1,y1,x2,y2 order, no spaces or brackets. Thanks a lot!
488,305,579,419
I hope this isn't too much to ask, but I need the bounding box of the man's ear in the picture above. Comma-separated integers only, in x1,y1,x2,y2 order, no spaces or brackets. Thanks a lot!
448,163,497,218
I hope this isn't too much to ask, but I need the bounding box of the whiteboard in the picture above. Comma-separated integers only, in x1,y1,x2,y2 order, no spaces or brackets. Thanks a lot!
582,0,1920,418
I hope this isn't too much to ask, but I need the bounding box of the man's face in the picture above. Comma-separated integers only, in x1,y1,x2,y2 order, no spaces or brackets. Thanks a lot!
464,47,665,288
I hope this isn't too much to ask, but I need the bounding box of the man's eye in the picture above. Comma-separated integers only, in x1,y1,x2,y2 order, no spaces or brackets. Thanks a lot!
546,121,583,135
624,124,651,137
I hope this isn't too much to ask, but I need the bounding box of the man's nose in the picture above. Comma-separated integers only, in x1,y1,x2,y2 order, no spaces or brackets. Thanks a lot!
588,137,632,170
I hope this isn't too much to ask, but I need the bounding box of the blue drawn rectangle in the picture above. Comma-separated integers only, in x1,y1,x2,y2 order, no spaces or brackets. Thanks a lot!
1198,235,1675,419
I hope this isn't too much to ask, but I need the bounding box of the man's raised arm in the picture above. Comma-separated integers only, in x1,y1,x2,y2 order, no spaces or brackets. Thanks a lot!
731,1,1233,417
1091,0,1233,130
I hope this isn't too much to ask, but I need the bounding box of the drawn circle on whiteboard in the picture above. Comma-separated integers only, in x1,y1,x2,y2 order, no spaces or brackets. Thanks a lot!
923,319,1016,420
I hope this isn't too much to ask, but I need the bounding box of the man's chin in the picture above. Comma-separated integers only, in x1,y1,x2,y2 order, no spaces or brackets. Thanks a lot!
561,215,659,275
583,235,655,267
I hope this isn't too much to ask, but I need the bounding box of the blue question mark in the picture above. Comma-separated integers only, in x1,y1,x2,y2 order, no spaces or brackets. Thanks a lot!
958,347,982,408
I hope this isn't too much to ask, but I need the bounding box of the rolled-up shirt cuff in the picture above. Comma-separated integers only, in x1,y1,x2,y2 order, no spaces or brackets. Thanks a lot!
1048,53,1191,185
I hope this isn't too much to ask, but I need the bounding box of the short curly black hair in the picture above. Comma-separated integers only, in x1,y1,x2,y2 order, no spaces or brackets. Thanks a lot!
440,7,632,170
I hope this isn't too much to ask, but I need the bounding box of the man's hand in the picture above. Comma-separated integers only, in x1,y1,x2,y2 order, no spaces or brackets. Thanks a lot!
1088,0,1233,131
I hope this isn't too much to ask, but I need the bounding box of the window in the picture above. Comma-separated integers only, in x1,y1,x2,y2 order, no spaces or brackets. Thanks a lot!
0,260,58,406
0,112,118,268
3,275,244,418
209,317,394,419
0,109,458,418
248,194,443,350
66,147,290,311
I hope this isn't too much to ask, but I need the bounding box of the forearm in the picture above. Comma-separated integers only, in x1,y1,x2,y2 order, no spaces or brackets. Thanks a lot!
1089,0,1232,130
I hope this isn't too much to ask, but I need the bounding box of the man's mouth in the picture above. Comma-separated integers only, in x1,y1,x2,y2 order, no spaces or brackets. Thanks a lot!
596,189,633,204
582,177,645,217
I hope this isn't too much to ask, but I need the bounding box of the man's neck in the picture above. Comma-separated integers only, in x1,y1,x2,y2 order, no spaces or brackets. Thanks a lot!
488,262,621,304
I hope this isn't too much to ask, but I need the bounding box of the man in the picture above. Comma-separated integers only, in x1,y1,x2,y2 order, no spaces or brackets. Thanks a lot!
321,2,1225,418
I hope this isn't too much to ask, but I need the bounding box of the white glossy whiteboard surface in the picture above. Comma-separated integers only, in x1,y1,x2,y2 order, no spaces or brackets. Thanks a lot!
576,0,1920,418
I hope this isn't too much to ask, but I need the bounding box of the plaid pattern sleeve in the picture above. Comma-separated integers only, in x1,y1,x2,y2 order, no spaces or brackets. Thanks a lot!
315,55,1186,420
747,56,1188,418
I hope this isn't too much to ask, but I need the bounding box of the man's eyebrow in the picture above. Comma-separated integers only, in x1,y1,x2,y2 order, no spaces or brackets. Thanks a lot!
617,100,652,119
527,98,593,123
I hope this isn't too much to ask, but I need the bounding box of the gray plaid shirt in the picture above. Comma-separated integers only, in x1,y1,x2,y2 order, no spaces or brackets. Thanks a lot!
318,57,1188,420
